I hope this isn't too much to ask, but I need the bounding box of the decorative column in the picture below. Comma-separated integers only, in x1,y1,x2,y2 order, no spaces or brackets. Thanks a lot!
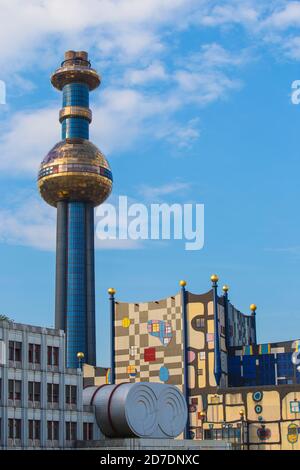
180,279,190,439
211,274,221,387
108,288,116,384
77,351,85,369
222,285,230,351
250,304,257,345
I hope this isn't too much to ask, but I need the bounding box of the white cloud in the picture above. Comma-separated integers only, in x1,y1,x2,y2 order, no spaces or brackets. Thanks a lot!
195,3,259,28
0,0,197,75
0,107,59,174
124,62,168,86
139,181,192,200
0,193,56,250
0,191,145,251
263,2,300,30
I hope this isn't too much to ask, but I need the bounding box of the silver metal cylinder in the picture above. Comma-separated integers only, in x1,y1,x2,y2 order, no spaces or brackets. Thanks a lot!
83,382,187,439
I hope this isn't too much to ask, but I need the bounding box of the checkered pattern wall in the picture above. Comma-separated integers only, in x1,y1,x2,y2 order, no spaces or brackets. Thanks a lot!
114,293,184,388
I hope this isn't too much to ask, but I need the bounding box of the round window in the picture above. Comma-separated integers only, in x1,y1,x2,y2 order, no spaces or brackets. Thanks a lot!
255,404,263,414
253,391,263,402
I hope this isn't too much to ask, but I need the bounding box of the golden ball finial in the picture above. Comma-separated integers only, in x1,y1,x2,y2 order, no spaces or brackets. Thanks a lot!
239,409,244,417
108,287,116,295
250,304,257,312
222,285,229,293
77,352,85,360
210,274,219,283
179,280,187,287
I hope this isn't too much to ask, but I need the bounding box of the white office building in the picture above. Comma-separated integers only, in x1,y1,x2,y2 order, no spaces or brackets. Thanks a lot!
0,320,99,449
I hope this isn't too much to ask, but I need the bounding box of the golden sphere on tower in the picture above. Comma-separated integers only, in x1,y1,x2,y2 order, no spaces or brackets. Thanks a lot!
250,304,257,312
77,352,85,360
179,280,187,287
210,274,219,283
108,287,116,295
38,140,113,208
222,285,229,292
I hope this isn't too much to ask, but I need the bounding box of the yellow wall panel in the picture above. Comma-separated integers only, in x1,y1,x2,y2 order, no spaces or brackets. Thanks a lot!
208,352,216,387
225,405,245,422
189,330,205,349
282,392,300,420
206,404,224,422
281,420,300,450
207,301,214,316
248,422,280,444
188,365,195,389
187,302,204,319
225,393,243,405
197,359,206,388
247,391,280,421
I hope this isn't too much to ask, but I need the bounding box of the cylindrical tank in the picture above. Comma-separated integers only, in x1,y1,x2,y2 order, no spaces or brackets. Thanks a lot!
83,382,187,439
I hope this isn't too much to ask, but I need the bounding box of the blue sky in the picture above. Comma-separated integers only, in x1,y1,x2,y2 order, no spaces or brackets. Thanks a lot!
1,0,300,366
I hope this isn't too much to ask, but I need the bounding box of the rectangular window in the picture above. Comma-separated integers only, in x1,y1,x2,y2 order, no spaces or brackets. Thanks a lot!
47,383,59,403
8,419,21,439
15,380,21,400
9,341,22,362
28,344,41,364
83,422,93,441
8,379,22,400
66,422,77,441
47,421,59,441
129,346,138,357
196,317,205,328
290,401,300,413
66,385,77,405
28,420,40,440
28,382,41,402
47,346,59,366
199,351,205,360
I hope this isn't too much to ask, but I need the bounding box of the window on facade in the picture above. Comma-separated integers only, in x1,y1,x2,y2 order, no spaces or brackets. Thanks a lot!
28,344,41,364
199,351,205,360
129,346,138,357
8,419,21,439
28,420,40,440
290,401,300,413
9,341,22,362
204,428,224,441
47,346,59,366
47,383,59,403
83,422,93,441
66,422,77,441
197,369,203,375
47,421,59,441
196,318,205,328
28,381,41,402
66,385,77,405
8,379,21,400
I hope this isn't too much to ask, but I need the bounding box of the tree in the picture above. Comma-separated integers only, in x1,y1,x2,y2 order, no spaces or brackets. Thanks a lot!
0,314,11,322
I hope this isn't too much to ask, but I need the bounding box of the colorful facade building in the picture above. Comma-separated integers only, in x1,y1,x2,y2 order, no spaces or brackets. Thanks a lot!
112,276,300,450
38,51,113,368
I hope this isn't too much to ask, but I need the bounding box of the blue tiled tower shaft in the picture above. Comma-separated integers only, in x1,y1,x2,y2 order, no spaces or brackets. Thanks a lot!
55,82,96,367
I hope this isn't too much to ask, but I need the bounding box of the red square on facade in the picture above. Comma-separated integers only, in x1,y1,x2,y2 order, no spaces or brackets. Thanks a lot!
144,347,156,362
